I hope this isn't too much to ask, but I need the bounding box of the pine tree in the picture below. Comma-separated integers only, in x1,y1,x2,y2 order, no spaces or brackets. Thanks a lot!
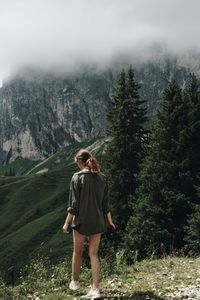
105,67,148,235
124,79,195,259
8,167,15,176
183,74,200,251
184,74,200,193
8,167,12,176
184,203,200,253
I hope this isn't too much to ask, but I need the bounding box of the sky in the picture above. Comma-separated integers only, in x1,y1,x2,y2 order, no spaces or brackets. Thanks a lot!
0,0,200,85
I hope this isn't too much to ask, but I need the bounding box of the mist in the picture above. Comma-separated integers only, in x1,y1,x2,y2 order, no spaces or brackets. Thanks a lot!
0,0,200,83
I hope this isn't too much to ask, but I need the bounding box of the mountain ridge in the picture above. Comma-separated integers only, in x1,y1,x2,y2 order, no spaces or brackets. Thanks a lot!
0,52,199,164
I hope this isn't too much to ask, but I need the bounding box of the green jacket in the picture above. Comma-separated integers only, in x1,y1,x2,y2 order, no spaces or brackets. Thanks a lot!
68,168,110,235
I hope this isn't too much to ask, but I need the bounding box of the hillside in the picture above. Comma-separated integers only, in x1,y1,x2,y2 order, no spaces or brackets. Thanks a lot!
0,137,107,278
0,157,39,176
1,256,200,299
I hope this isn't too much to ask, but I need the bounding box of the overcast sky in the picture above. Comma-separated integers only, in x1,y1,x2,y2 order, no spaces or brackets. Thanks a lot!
0,0,200,85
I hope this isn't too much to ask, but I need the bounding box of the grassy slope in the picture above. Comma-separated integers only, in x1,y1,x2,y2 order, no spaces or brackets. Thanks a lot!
0,158,40,176
1,256,200,299
0,137,106,276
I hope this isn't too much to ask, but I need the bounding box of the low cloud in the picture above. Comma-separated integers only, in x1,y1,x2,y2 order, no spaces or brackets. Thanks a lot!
0,0,200,82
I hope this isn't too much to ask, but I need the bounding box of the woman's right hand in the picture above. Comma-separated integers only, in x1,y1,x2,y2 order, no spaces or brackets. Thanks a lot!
63,222,70,233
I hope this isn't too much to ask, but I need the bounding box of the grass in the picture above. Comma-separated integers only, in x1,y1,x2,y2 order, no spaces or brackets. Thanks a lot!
0,172,68,276
0,157,40,176
0,255,200,299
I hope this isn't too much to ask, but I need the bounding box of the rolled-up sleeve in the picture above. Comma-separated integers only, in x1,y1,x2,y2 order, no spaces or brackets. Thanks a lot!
67,174,80,215
102,179,111,214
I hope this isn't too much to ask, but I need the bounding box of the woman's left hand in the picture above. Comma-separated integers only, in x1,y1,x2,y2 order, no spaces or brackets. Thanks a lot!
109,221,116,229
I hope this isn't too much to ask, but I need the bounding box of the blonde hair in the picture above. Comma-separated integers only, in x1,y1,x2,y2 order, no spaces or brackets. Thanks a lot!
74,149,100,175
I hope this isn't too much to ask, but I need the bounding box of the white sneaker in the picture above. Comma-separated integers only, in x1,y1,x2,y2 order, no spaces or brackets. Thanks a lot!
81,287,101,299
69,279,80,290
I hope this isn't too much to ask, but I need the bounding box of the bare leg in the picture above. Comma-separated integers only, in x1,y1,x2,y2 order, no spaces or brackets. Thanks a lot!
88,233,102,289
72,230,86,281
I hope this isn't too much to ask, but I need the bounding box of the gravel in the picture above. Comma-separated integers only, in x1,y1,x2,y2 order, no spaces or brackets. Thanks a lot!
165,285,200,299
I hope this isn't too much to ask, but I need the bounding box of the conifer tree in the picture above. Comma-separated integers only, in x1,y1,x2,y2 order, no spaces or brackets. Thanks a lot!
124,79,195,259
183,74,200,251
105,67,148,235
184,74,200,193
184,203,200,252
9,167,12,176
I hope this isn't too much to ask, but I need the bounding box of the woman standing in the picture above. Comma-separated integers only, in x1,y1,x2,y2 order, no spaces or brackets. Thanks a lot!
63,148,115,299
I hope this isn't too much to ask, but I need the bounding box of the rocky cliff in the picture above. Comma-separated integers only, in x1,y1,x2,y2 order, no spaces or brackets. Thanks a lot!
0,56,192,163
0,69,113,163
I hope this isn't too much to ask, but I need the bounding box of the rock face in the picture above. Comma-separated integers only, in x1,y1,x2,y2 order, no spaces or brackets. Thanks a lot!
0,55,193,163
0,69,113,163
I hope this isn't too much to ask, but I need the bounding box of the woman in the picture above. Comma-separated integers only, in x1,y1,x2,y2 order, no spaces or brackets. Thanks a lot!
63,148,115,299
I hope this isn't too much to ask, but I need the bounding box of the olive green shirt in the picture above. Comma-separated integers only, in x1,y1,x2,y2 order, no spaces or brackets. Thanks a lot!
67,169,110,235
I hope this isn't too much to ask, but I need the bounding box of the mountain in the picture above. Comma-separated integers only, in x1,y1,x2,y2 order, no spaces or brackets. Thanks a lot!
0,69,112,164
0,52,197,164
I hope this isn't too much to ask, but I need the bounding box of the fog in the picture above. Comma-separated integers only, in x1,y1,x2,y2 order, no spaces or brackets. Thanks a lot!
0,0,200,83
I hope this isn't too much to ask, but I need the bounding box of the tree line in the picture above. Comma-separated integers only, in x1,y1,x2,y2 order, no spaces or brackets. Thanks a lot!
105,67,200,260
4,167,15,176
